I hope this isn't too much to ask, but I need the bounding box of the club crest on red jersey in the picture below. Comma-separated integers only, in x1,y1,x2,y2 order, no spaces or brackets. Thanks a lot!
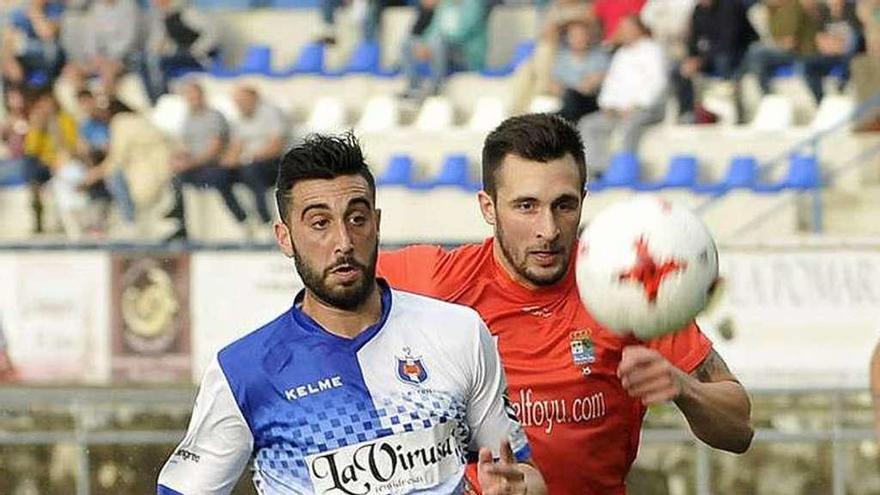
570,330,596,366
396,347,428,385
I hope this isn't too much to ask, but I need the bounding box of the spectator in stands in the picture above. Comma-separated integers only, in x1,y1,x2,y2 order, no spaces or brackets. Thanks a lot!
852,0,879,131
75,90,111,165
551,20,609,123
745,0,819,95
23,90,79,233
166,80,246,241
400,0,489,98
509,0,593,112
62,0,141,95
318,0,407,45
640,0,696,59
578,15,667,175
671,0,756,122
0,0,64,88
0,86,30,184
221,85,287,227
593,0,645,42
80,99,171,230
801,0,863,103
143,0,220,103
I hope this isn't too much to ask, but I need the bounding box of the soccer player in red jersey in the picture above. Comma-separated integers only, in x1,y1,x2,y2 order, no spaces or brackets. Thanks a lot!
378,114,753,494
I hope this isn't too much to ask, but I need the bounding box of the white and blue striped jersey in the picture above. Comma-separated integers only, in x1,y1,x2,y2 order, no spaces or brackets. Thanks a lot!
157,281,530,495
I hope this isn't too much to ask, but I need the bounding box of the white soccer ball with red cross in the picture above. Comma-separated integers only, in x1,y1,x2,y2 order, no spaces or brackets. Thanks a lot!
575,197,719,340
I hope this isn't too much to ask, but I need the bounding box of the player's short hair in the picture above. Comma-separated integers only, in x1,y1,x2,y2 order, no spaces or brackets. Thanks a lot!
275,132,376,225
481,113,587,198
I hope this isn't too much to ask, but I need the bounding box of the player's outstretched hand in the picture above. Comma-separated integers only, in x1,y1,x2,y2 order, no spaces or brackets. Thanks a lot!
618,345,687,406
477,440,527,495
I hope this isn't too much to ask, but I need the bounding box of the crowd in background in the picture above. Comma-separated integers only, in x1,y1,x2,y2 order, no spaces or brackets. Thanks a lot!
0,0,878,241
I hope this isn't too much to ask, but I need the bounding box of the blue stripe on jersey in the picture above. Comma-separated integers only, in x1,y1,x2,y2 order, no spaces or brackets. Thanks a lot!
217,282,396,492
157,484,184,495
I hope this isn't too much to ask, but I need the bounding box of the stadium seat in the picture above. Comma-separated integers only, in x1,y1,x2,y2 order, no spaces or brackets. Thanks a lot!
268,0,319,7
414,96,455,131
210,44,273,77
330,40,397,76
356,94,400,132
753,154,821,192
750,95,794,130
303,96,346,132
481,40,535,77
377,155,415,187
590,152,640,191
193,0,253,9
151,93,188,137
693,155,759,194
810,94,854,132
467,96,506,132
273,42,325,76
411,154,475,190
637,155,698,191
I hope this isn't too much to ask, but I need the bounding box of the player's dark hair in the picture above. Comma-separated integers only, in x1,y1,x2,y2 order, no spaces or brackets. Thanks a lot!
481,113,587,198
275,132,375,225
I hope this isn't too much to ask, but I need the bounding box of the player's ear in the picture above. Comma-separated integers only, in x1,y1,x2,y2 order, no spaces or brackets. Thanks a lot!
275,220,295,257
477,190,496,226
375,207,382,233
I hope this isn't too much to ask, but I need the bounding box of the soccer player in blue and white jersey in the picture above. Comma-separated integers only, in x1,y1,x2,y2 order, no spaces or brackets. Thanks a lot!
157,133,546,495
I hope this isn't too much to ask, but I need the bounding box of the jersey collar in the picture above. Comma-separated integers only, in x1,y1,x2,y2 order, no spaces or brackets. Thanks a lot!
288,278,393,351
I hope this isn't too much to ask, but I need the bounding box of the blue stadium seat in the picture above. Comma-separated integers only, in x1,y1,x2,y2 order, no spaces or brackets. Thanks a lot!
692,155,758,194
636,154,698,191
590,152,640,191
324,41,399,77
754,154,821,192
411,154,476,190
268,0,319,7
772,64,797,78
210,44,272,77
193,0,253,9
273,42,325,77
481,40,535,78
377,155,415,186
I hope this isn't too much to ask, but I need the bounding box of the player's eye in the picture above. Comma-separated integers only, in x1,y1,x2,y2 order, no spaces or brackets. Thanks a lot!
514,201,535,212
348,213,367,226
311,218,330,230
555,201,579,212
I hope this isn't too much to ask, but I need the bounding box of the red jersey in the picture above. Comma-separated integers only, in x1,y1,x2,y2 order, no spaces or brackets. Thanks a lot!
378,239,712,495
594,0,647,41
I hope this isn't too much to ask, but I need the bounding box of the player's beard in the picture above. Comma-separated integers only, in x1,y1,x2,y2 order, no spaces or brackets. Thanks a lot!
495,215,569,287
292,241,379,311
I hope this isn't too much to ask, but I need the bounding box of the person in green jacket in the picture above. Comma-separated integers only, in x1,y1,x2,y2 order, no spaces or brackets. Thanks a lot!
400,0,489,98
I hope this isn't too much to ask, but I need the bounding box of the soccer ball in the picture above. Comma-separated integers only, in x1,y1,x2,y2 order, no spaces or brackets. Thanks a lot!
575,197,719,340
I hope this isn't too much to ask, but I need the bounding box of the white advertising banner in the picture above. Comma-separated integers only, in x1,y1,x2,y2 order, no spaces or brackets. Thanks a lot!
704,248,880,390
0,251,110,384
190,251,303,381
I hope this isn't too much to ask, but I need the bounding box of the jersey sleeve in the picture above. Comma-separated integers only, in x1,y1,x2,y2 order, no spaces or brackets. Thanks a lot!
465,318,531,462
377,245,447,297
644,322,713,374
157,356,254,495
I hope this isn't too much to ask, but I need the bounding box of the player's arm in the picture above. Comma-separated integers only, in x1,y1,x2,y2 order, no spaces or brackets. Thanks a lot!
675,349,753,454
467,319,547,495
619,345,752,454
157,357,253,495
871,341,880,443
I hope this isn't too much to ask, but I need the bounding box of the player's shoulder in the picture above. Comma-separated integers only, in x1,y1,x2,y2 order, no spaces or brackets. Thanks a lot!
216,310,290,376
391,289,482,324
